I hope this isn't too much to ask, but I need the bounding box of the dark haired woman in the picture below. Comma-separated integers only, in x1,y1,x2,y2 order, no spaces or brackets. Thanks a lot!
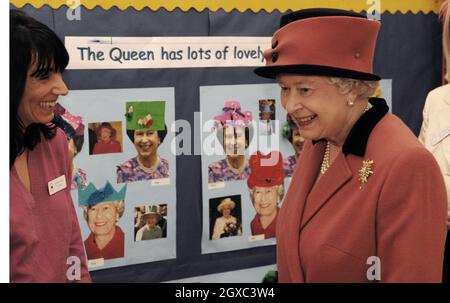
10,10,90,282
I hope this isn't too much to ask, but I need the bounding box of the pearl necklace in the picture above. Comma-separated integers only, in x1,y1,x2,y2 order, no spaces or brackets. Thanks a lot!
226,157,247,175
320,103,372,175
137,155,160,174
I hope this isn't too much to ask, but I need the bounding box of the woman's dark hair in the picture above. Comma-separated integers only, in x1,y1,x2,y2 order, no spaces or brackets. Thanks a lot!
126,125,168,144
10,10,69,168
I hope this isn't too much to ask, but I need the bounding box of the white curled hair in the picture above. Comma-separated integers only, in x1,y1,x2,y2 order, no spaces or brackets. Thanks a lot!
328,77,379,99
82,200,125,222
248,184,285,204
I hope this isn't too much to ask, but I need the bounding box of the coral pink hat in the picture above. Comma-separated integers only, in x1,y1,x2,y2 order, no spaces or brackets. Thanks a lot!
254,8,381,81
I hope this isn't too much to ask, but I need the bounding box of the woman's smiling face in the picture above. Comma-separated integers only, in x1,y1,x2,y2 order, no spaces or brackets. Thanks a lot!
18,63,68,129
87,201,118,237
277,74,352,143
100,127,112,143
253,186,279,217
134,130,160,158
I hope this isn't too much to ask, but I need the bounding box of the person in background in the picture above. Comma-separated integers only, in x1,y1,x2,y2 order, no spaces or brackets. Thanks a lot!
10,10,90,282
419,0,450,283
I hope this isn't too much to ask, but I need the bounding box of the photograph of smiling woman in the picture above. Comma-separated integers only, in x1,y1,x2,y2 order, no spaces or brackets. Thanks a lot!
117,101,169,183
78,181,127,261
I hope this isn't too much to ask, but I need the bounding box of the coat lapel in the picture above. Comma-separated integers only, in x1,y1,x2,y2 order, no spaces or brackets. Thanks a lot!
279,140,324,282
299,150,353,231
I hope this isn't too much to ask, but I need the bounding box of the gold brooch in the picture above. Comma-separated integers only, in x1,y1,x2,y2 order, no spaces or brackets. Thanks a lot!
358,160,374,189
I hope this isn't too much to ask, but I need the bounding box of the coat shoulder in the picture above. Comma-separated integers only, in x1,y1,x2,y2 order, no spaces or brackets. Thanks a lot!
427,84,450,100
368,113,422,155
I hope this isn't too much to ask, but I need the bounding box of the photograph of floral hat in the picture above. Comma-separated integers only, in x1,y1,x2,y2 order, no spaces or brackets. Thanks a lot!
52,103,87,189
78,181,127,261
125,101,166,132
208,100,255,184
117,101,169,183
213,100,253,129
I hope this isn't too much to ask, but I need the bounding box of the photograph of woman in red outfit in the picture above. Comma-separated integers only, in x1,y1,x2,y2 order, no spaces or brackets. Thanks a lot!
79,181,127,261
247,151,285,240
91,121,122,155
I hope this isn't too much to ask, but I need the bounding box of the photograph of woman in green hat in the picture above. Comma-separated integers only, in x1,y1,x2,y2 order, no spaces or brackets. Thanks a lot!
117,101,169,183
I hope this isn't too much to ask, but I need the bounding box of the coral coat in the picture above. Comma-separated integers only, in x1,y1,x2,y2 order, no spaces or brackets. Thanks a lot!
277,98,447,282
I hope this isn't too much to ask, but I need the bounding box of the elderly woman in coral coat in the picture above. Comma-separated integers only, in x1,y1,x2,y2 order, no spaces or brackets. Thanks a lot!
254,8,448,282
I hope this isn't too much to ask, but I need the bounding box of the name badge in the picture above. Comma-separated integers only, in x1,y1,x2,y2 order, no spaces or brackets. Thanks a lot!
248,234,265,242
88,258,105,269
432,125,450,146
48,175,67,195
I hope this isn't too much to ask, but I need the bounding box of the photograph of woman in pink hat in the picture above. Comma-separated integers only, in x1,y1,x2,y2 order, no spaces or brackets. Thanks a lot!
208,101,253,183
52,103,88,189
247,151,285,239
255,8,448,282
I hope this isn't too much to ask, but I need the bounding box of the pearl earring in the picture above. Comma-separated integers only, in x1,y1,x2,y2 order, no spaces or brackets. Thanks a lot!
347,96,355,107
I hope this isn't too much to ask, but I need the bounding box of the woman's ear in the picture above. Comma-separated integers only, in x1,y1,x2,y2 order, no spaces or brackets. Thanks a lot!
346,90,359,107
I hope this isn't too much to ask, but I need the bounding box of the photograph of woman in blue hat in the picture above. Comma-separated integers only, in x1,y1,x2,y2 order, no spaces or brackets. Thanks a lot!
79,181,127,261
